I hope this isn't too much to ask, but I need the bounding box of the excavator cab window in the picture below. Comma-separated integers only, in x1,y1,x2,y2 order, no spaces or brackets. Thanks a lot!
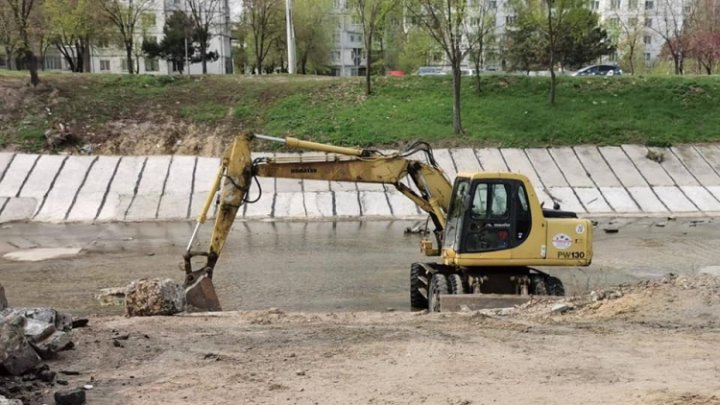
443,178,471,251
460,180,532,253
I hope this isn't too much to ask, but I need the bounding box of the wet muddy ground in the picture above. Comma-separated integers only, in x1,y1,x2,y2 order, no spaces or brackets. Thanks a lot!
1,217,719,315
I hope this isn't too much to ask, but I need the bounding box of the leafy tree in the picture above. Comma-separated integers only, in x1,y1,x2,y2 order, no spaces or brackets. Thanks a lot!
467,0,497,93
293,0,333,74
99,0,153,74
4,0,43,85
685,0,720,74
397,26,439,73
241,0,283,74
649,0,695,74
349,0,399,95
607,10,645,75
406,0,472,134
0,3,19,69
43,0,100,72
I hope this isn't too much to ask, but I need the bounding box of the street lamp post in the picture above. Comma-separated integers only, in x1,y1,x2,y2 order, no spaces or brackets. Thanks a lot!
286,0,296,74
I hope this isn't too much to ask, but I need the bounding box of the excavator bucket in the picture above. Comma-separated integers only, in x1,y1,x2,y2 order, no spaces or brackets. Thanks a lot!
184,267,222,312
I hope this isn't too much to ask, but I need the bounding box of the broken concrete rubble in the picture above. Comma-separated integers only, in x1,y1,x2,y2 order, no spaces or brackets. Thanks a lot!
95,287,126,307
125,278,185,317
0,308,78,376
0,394,23,405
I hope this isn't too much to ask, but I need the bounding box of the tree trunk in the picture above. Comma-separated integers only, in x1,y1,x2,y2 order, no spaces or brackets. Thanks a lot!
451,61,463,135
473,55,481,95
628,45,635,75
26,49,40,86
549,67,557,105
365,33,373,96
126,42,134,74
56,44,77,72
82,37,91,72
201,43,208,74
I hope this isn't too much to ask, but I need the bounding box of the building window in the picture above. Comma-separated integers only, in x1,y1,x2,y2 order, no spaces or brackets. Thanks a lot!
628,0,638,8
644,18,652,27
645,0,653,9
121,58,128,71
607,17,620,26
644,52,651,61
96,39,109,48
608,52,617,61
44,55,63,70
629,17,638,26
505,15,517,24
100,60,110,71
683,4,692,13
610,0,620,9
145,58,159,72
489,0,497,8
643,35,652,44
591,1,600,10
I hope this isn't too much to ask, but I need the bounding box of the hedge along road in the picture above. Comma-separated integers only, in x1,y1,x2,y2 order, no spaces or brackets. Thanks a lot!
1,217,719,315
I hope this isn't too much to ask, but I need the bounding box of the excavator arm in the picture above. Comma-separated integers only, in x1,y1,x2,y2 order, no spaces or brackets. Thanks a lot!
182,133,453,311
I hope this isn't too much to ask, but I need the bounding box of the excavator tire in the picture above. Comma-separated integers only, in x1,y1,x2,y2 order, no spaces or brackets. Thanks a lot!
428,273,449,312
531,274,566,296
447,273,465,295
410,263,428,310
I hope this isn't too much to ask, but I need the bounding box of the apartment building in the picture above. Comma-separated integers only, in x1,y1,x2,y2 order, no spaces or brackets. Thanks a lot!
91,0,233,75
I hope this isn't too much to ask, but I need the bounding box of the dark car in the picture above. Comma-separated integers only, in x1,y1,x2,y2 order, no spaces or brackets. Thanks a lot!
571,64,623,76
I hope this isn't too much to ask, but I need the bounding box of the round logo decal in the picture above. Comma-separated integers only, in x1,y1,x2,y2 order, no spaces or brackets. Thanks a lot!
552,233,572,250
576,224,585,235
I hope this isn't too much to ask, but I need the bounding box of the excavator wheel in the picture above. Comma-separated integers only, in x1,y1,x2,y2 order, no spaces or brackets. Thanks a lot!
447,273,466,295
530,273,566,296
410,263,428,310
428,273,449,312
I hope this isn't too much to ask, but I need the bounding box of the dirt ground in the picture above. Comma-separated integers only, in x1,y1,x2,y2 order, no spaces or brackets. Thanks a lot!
4,275,719,405
2,219,720,404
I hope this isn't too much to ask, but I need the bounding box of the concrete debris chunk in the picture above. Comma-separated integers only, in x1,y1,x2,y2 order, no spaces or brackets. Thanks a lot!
0,284,7,310
125,278,185,317
95,287,126,307
0,394,24,405
0,317,41,376
551,303,573,314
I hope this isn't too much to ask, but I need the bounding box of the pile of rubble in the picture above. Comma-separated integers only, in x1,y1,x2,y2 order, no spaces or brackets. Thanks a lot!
0,283,88,405
97,278,186,316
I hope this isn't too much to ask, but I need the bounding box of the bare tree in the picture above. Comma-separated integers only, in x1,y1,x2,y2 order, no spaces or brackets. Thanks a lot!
610,8,645,74
686,0,720,74
187,0,222,74
467,0,497,94
407,0,472,134
350,0,398,95
100,0,152,74
4,0,41,85
241,0,282,74
650,0,694,74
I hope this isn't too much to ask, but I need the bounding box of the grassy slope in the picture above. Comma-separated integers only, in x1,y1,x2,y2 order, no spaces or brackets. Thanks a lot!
1,71,719,152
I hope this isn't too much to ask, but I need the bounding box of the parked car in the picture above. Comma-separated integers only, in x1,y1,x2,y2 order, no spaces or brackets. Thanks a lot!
571,64,623,76
416,66,448,76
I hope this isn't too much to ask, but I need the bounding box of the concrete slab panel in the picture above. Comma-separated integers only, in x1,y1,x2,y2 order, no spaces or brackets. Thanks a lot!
301,153,330,192
0,153,13,180
627,187,667,213
501,149,552,207
125,156,171,220
17,156,65,212
304,192,334,218
334,191,361,217
547,187,585,213
433,149,457,180
0,154,38,197
548,148,594,187
0,197,37,222
653,186,697,212
574,187,612,213
386,191,421,217
475,148,508,171
157,156,196,220
574,146,621,187
359,191,391,217
273,192,306,218
660,148,698,185
450,149,482,173
67,156,121,222
526,148,567,187
35,156,94,222
275,153,303,192
97,157,146,221
679,186,720,212
695,145,720,173
705,186,720,205
672,146,720,186
330,179,357,192
243,193,273,219
190,157,222,218
621,145,674,186
598,146,646,187
600,187,640,212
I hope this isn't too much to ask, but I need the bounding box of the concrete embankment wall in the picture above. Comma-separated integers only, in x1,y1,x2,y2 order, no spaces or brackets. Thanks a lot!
2,144,720,223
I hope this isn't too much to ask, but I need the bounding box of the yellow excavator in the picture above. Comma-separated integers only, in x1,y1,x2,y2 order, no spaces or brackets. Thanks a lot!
182,133,593,312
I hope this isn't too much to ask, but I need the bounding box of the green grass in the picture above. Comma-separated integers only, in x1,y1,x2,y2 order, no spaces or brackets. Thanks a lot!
1,71,719,152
